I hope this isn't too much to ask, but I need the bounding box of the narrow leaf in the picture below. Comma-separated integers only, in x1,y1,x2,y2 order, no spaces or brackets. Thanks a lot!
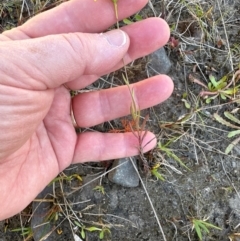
225,136,240,154
224,111,240,125
202,221,222,230
99,230,104,239
85,227,102,232
218,75,228,84
197,222,210,233
151,169,165,181
193,222,202,240
214,113,240,129
222,88,237,95
168,151,192,171
220,93,227,100
74,221,82,228
81,229,85,239
227,129,240,138
209,74,218,88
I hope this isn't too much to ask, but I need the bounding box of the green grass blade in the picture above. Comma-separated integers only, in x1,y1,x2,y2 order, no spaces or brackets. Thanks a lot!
197,222,210,233
202,221,222,230
193,221,202,240
167,150,192,171
151,169,165,181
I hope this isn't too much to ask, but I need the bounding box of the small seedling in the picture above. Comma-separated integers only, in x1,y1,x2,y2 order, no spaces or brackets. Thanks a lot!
190,217,221,240
11,227,33,241
189,70,240,103
44,202,62,222
181,92,191,109
75,221,111,240
158,139,191,171
145,150,165,180
49,173,82,185
214,111,240,154
99,227,111,240
93,185,105,195
151,163,165,181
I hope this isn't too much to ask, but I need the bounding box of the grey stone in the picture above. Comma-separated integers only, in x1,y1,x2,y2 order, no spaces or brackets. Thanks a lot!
147,47,171,75
108,157,139,187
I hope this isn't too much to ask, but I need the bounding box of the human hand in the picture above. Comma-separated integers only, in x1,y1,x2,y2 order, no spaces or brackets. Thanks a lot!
0,0,173,220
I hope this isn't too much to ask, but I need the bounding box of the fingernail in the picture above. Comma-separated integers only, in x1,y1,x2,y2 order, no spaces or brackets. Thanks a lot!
102,30,127,47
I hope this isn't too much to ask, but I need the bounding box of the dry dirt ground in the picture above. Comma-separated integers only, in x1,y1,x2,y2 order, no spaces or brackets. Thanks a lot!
1,0,240,241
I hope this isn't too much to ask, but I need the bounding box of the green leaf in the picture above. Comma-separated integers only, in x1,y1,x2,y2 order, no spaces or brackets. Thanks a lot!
74,221,82,228
206,95,218,103
193,222,202,240
225,136,240,154
134,14,142,21
197,222,210,233
214,113,240,129
85,226,102,232
222,88,235,95
227,129,240,138
93,185,105,194
217,81,227,89
208,82,213,90
220,93,227,100
206,98,212,104
99,230,104,239
151,169,165,181
225,143,235,154
224,111,240,125
209,74,218,88
167,150,192,171
181,99,191,109
202,221,222,230
70,174,82,181
182,92,188,99
81,228,85,239
218,75,228,84
123,18,133,25
158,142,191,171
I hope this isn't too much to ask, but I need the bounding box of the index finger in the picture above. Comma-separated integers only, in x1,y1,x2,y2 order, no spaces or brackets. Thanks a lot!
3,0,148,39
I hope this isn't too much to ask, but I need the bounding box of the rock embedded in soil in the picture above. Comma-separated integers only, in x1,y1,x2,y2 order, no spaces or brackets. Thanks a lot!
147,47,171,75
108,157,139,187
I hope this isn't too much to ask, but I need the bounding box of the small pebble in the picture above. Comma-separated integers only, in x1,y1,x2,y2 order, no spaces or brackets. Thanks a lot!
108,157,139,187
147,47,171,75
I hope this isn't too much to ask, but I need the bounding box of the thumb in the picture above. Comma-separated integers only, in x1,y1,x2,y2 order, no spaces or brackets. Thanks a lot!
0,29,129,89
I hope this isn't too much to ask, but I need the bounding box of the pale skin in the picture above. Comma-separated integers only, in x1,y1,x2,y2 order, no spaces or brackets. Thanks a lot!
0,0,173,220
